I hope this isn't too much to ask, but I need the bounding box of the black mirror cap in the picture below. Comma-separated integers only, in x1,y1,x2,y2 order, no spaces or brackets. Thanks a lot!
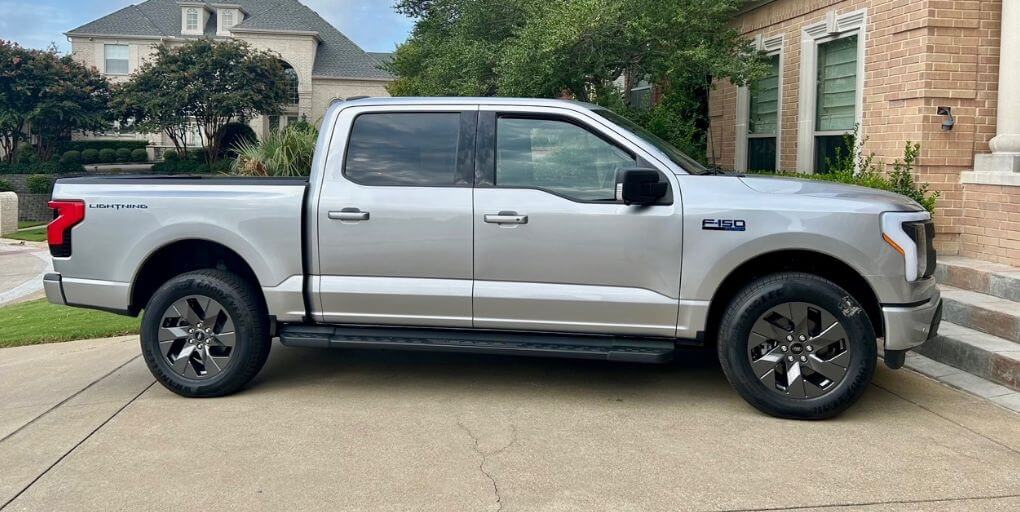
621,169,668,205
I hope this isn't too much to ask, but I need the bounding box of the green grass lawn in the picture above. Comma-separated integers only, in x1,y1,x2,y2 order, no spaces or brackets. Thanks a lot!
18,221,46,229
0,299,140,349
4,226,46,242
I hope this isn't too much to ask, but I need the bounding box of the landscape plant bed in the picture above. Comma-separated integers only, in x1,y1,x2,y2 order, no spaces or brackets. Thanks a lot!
0,299,140,349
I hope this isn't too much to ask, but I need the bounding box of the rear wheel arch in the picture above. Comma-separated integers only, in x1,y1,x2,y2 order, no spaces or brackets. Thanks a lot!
129,239,264,316
703,250,883,345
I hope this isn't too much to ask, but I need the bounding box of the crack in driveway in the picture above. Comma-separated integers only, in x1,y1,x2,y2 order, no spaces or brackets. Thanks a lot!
457,421,518,512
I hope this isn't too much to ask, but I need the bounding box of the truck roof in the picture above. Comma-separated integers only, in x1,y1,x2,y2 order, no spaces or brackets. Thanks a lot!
333,96,603,112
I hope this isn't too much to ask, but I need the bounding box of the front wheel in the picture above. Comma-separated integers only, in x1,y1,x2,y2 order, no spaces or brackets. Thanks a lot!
140,270,271,397
717,272,877,420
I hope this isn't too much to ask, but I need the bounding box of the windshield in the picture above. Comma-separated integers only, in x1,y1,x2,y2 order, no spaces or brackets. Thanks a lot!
593,109,711,175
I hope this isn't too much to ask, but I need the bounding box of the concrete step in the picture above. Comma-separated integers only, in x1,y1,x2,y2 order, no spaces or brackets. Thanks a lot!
915,321,1020,391
935,256,1020,303
940,285,1020,345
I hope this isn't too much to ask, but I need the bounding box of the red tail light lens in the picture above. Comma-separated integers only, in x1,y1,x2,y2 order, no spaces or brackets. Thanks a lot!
48,200,85,257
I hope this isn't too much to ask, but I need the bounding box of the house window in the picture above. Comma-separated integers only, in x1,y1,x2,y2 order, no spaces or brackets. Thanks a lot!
104,45,129,75
747,54,780,171
222,10,234,29
814,35,858,173
186,8,200,32
629,80,653,110
283,66,299,104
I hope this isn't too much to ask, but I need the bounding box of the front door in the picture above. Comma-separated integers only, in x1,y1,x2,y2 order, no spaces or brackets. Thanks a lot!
316,107,477,327
472,109,683,337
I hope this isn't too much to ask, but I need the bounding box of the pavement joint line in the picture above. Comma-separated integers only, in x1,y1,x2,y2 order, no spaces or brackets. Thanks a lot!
0,380,156,512
712,493,1020,512
0,354,141,445
869,380,1020,456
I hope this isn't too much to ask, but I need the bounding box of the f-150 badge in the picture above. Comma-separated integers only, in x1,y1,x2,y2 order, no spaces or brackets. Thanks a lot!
703,219,746,232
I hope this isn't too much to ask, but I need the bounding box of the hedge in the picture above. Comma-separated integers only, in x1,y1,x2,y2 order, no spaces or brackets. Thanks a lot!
0,161,83,175
131,149,148,162
82,149,100,164
26,174,54,194
0,179,11,192
61,151,82,166
59,140,148,153
98,149,117,164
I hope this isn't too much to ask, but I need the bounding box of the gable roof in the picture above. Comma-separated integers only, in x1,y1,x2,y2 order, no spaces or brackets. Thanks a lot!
67,0,392,80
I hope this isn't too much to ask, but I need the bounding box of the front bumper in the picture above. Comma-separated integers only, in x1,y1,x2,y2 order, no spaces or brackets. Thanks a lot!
882,287,942,352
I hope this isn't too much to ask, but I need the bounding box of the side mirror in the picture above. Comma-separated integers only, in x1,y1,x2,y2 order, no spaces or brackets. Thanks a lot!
621,169,668,205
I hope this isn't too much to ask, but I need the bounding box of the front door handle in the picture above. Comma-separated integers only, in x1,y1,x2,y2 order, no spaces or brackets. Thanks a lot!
329,208,370,222
484,211,528,225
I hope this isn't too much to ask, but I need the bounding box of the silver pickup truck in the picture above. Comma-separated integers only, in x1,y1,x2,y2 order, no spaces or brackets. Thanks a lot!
44,97,942,419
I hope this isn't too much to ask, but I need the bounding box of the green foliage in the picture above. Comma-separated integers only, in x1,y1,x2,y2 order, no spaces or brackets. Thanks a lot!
214,122,258,160
0,41,113,163
60,140,148,153
113,39,293,163
233,124,318,177
750,129,940,214
115,148,132,163
81,149,99,164
0,160,78,174
0,299,139,349
98,148,117,164
0,179,11,192
26,174,53,194
163,150,179,162
61,150,82,166
388,0,763,163
131,148,148,162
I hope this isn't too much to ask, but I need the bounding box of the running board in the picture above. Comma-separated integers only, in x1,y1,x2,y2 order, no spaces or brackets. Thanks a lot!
279,325,677,364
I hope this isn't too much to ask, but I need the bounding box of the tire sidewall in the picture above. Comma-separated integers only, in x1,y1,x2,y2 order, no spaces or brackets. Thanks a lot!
718,274,877,420
141,271,264,396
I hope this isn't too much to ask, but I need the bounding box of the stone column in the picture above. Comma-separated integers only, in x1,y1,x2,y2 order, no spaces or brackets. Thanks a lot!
966,0,1020,183
0,192,18,237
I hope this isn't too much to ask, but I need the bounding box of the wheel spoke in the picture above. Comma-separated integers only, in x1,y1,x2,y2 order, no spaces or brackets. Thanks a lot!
172,344,197,373
788,302,810,332
751,345,786,379
210,331,235,348
807,354,848,383
172,299,201,326
159,326,189,343
202,298,223,327
785,361,807,398
751,312,791,340
811,321,848,350
198,348,224,377
160,294,236,381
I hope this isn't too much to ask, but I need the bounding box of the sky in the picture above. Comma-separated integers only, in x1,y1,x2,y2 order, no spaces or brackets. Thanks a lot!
0,0,414,53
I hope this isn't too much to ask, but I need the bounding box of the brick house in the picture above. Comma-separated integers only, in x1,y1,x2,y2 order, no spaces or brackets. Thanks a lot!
65,0,393,158
708,0,1019,267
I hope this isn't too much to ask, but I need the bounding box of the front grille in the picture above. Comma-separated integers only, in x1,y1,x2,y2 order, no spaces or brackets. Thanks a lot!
904,220,937,278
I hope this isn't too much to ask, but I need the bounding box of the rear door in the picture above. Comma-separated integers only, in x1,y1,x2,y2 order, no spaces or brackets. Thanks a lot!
472,106,683,337
314,105,478,327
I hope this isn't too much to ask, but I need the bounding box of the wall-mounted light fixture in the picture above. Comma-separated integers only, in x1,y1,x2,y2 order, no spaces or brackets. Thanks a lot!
938,106,955,131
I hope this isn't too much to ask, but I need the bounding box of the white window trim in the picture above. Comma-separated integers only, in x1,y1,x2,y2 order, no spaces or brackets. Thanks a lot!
735,33,784,172
217,8,239,36
186,8,200,32
796,8,867,173
103,44,130,76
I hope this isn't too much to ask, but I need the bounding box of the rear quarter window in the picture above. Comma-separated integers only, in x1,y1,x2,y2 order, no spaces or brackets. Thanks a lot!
344,113,462,187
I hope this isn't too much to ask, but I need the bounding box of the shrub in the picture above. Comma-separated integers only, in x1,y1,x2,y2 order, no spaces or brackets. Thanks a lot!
82,149,100,164
215,122,258,160
98,148,117,164
233,124,318,177
0,179,12,192
61,151,82,166
14,143,36,164
163,150,179,161
27,174,54,194
131,149,148,162
749,127,939,214
115,148,132,163
59,140,148,153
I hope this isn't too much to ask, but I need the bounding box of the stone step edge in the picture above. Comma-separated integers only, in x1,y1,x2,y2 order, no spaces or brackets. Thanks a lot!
935,257,1020,303
940,285,1020,345
911,321,1020,392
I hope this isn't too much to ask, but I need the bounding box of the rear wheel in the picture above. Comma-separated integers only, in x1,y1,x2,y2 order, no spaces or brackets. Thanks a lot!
140,270,270,397
717,272,877,420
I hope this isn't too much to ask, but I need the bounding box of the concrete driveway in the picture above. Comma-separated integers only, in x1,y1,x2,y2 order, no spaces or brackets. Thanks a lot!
0,241,50,307
1,338,1018,512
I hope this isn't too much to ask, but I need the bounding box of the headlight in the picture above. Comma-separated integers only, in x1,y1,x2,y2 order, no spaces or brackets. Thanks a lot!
881,211,934,282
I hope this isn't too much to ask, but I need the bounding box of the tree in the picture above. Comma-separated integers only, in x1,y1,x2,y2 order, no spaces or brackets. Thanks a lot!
116,39,292,162
388,0,767,161
0,41,112,163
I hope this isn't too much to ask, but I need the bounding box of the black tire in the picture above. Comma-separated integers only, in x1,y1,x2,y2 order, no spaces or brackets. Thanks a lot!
717,272,877,420
141,270,271,397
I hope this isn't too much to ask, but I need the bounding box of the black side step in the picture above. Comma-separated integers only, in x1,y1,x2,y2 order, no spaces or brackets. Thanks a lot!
279,325,677,364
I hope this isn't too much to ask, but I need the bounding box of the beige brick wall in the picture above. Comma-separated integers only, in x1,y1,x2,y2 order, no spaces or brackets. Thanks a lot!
708,0,1004,257
959,184,1020,267
310,78,391,125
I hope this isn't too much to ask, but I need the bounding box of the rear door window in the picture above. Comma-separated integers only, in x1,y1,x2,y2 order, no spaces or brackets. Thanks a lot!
345,113,462,186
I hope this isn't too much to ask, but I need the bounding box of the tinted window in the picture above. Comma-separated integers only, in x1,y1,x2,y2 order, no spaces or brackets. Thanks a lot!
496,117,634,201
345,113,461,186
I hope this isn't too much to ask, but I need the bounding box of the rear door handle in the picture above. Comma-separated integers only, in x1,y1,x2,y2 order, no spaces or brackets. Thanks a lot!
484,211,528,225
329,208,370,222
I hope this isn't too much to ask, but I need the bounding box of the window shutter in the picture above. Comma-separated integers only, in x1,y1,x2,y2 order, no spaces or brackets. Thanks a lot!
816,35,858,132
749,55,780,135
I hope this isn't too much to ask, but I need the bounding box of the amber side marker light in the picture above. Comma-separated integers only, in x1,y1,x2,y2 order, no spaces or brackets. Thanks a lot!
883,233,905,256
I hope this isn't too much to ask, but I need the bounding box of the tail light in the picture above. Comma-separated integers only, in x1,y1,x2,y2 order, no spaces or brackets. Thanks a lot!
48,200,85,258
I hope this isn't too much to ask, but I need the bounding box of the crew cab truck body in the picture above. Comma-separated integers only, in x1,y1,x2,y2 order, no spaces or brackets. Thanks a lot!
44,98,942,419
